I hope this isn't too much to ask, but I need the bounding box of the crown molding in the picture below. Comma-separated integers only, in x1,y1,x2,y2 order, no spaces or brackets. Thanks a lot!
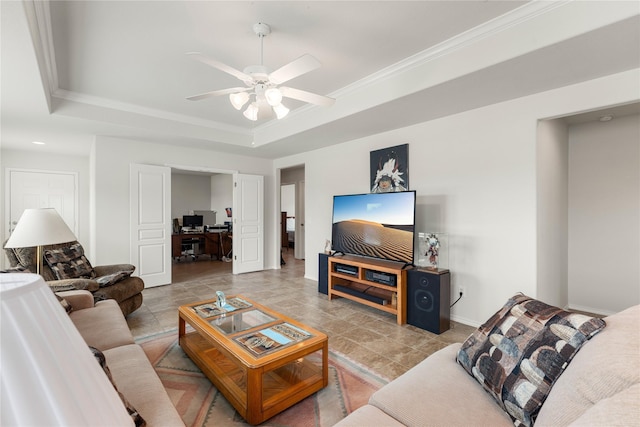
26,0,251,138
29,0,626,145
29,0,568,137
22,0,58,113
331,0,571,99
51,88,252,136
254,0,571,135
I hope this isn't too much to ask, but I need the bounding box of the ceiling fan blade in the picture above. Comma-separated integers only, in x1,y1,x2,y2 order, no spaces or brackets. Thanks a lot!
268,54,322,85
186,87,250,101
280,86,335,107
186,52,253,84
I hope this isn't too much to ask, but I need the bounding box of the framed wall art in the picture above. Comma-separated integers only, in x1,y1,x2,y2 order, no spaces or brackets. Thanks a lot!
370,143,409,193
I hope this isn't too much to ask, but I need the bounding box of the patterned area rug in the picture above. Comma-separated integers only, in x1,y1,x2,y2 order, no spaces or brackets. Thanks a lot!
139,332,388,426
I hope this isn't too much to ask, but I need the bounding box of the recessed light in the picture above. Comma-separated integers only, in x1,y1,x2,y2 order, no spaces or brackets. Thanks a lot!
599,115,613,122
31,141,46,145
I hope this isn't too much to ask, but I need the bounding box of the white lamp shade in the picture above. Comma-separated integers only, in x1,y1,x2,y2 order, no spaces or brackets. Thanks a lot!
264,88,283,106
4,208,77,248
272,102,290,119
243,102,259,121
0,273,134,426
229,92,250,110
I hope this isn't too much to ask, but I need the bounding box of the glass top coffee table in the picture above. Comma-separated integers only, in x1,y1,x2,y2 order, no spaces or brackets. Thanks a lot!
178,295,328,425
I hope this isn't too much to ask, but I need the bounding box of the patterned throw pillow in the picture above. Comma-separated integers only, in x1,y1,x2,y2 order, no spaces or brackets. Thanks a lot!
55,294,73,314
89,347,146,427
456,293,606,427
43,243,96,280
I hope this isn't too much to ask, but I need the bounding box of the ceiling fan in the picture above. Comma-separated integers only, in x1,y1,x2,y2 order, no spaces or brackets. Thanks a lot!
186,22,335,121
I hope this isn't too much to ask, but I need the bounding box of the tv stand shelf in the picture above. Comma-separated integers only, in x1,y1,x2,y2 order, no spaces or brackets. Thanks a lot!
328,255,407,325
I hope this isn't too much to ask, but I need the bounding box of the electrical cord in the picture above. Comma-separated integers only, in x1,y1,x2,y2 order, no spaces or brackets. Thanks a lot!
450,291,463,308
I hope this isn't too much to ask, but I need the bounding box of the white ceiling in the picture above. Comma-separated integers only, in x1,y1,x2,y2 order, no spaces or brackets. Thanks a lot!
1,1,639,158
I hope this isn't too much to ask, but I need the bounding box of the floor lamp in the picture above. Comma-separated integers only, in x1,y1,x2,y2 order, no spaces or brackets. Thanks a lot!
4,208,77,275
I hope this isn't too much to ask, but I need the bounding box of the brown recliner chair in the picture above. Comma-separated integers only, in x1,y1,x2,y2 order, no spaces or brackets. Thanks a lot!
4,241,144,316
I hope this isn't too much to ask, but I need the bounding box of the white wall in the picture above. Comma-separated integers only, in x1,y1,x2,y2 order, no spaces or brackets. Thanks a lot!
171,173,211,220
275,69,640,326
281,185,295,217
568,113,640,314
536,119,569,308
210,174,233,223
91,136,276,267
281,167,304,185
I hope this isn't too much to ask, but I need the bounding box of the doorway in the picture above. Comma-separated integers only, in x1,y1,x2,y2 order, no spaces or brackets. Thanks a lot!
280,165,305,261
536,105,640,314
170,169,233,281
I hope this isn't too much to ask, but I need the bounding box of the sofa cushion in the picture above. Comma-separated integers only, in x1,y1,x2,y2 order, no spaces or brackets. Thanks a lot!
89,346,146,427
334,404,406,427
104,344,186,427
369,344,513,427
456,294,606,427
56,290,95,310
535,304,640,426
566,384,640,427
70,299,135,351
44,243,96,280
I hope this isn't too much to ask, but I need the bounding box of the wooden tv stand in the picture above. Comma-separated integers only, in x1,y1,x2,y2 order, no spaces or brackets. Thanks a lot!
328,255,407,325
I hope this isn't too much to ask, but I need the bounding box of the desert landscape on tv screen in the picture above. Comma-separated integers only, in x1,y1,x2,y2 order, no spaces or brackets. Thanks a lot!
332,193,414,264
332,220,413,263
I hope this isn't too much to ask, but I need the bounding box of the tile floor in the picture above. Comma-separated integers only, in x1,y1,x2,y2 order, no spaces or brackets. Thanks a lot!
126,251,475,380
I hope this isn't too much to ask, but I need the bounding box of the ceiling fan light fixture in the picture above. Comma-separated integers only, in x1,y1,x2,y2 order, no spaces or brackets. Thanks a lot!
187,22,334,122
272,102,289,119
265,88,283,107
229,92,250,110
243,102,259,121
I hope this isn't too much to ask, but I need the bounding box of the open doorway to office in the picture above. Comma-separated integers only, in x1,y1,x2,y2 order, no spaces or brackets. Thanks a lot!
170,169,234,281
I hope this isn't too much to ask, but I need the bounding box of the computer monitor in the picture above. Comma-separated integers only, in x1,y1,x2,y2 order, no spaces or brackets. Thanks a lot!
182,215,203,229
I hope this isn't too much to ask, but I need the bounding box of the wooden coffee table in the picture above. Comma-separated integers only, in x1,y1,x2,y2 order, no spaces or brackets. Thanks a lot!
178,295,328,425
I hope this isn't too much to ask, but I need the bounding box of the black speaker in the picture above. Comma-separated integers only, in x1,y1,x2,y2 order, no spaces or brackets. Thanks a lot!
318,253,329,295
406,269,451,334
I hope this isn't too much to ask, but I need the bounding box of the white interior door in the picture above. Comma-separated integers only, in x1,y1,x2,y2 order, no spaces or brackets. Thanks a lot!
130,164,171,287
232,173,264,274
5,169,78,268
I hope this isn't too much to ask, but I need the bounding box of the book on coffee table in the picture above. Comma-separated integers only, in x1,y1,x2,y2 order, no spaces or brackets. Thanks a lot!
235,322,312,356
192,297,252,318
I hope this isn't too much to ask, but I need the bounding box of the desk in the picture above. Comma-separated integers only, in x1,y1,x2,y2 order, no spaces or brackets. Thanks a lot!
172,232,231,261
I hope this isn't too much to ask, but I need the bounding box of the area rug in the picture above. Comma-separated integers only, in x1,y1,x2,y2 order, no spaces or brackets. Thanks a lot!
139,331,388,426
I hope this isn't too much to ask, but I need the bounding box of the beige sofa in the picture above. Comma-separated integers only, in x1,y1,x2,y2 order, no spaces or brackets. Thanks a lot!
336,304,639,427
61,289,184,427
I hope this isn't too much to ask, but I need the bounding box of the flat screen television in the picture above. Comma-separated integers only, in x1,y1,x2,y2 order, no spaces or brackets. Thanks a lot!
331,191,416,265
